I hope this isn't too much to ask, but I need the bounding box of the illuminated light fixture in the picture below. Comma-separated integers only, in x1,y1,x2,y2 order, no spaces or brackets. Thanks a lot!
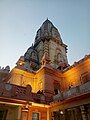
19,62,23,65
60,111,64,114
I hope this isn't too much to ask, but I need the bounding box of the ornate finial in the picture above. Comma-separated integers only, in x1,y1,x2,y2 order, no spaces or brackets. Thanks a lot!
47,17,48,20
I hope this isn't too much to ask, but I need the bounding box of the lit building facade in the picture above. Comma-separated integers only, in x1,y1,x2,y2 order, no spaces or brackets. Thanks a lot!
0,19,90,120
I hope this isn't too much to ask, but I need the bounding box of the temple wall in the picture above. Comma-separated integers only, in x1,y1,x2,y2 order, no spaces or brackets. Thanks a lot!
63,58,90,90
35,41,44,62
28,106,48,120
49,40,68,68
8,68,35,92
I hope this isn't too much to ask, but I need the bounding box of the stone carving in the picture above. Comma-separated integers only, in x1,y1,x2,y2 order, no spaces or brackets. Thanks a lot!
0,66,10,72
41,53,50,66
5,84,12,91
52,27,60,40
18,19,68,70
24,45,39,71
35,19,61,43
5,66,10,72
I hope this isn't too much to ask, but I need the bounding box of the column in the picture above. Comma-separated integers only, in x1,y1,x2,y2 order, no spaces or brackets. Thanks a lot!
21,104,29,120
47,108,50,120
80,105,88,120
17,106,22,120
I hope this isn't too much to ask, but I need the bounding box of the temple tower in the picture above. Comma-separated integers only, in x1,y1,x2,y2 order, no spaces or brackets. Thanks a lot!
21,19,68,70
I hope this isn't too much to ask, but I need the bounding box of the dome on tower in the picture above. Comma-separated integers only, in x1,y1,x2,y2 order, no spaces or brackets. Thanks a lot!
34,19,62,44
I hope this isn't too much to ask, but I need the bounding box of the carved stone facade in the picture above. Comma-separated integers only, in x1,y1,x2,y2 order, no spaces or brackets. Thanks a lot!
17,19,68,71
0,20,90,120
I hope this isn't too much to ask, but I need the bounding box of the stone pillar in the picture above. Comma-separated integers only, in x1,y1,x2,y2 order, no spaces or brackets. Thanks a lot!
47,108,50,120
21,104,29,120
80,105,88,120
17,106,22,120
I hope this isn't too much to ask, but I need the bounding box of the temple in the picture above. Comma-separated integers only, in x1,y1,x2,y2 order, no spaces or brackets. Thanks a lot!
0,19,90,120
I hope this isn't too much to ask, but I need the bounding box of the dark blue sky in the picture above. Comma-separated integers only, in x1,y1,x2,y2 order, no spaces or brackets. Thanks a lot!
0,0,90,68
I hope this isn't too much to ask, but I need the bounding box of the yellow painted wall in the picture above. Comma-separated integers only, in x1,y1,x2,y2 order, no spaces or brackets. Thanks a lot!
63,58,90,90
8,57,90,95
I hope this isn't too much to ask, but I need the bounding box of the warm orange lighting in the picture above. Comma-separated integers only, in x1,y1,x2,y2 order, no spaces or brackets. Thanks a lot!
0,101,22,106
31,102,50,108
60,111,64,114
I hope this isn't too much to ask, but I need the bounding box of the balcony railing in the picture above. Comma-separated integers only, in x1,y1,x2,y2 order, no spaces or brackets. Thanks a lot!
0,81,89,104
0,82,52,104
53,81,90,101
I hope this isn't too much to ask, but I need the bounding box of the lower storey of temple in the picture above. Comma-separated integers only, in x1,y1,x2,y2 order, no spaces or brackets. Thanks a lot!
0,103,90,120
51,104,90,120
